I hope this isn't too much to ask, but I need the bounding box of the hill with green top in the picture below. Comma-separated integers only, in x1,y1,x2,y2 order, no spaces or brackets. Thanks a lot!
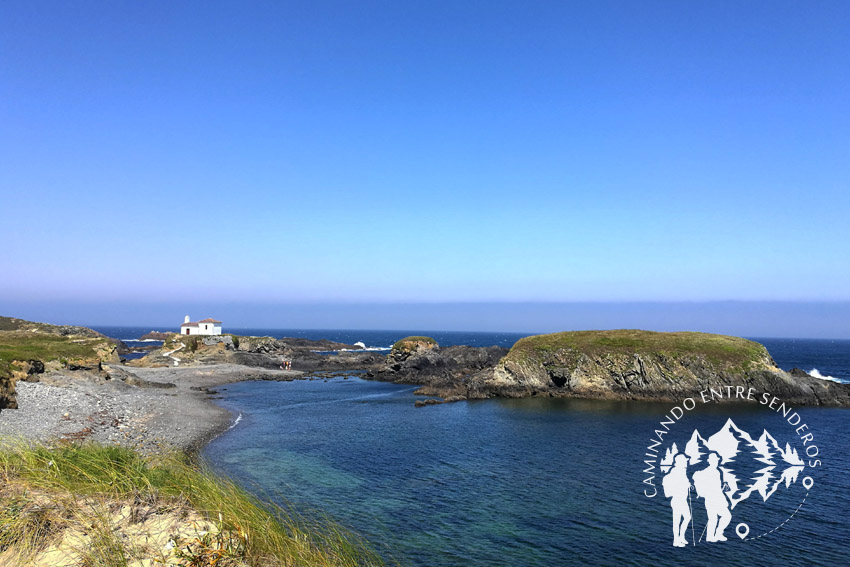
476,329,850,404
392,336,438,352
506,330,771,371
0,316,118,409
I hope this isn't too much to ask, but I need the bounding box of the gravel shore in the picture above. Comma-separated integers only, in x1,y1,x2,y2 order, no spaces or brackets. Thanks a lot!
0,364,303,454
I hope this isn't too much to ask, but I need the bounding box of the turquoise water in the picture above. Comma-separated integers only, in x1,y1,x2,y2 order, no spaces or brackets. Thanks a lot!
203,377,850,566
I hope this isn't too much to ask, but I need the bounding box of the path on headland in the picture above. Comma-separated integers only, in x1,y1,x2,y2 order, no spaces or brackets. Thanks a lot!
161,343,185,366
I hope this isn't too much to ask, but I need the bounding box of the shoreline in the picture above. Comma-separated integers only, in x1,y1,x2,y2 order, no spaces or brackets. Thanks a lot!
5,356,850,457
0,363,309,455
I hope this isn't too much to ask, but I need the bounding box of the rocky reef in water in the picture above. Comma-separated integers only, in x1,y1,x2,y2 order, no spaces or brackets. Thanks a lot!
139,331,174,341
367,330,850,406
366,336,509,400
128,333,386,372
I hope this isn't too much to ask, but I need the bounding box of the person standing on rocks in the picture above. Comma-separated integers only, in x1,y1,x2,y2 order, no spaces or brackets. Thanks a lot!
662,453,692,547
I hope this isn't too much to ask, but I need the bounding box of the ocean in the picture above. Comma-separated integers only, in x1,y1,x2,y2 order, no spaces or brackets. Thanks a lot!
94,327,850,565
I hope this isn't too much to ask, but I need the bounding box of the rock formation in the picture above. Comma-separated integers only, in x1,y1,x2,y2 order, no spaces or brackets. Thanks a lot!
0,316,119,410
367,330,850,406
139,331,174,341
367,336,509,398
483,330,850,405
128,333,385,372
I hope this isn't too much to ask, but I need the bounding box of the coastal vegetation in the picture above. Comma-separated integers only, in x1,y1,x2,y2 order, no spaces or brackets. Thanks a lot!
504,330,770,371
0,442,384,567
0,317,118,409
391,337,437,353
0,332,114,372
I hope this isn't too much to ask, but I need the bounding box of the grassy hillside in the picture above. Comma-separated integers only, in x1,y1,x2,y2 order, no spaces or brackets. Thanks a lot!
505,330,770,369
0,316,102,337
0,331,115,380
0,442,384,566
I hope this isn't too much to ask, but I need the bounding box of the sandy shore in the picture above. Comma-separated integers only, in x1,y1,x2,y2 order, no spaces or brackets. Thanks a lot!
0,363,304,454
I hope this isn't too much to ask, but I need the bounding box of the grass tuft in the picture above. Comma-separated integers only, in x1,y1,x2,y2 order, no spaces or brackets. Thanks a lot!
0,441,385,566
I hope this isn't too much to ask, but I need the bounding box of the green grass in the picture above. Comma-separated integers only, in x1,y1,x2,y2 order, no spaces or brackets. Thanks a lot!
391,337,438,351
0,316,101,337
0,331,114,380
0,316,56,332
0,332,108,364
0,442,385,566
506,329,769,369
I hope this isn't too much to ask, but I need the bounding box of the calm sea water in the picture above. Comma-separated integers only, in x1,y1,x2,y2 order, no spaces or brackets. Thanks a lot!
190,332,850,566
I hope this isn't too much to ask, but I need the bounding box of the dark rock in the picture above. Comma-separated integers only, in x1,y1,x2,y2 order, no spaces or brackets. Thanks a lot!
0,377,16,410
140,331,173,341
484,331,850,406
367,344,510,399
788,368,812,378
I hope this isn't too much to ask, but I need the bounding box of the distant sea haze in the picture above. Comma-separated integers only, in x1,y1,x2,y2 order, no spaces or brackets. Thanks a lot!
10,301,850,340
94,327,850,384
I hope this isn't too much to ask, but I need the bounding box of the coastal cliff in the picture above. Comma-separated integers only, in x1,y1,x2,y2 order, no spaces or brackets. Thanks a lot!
369,330,850,406
0,316,119,410
482,330,850,404
366,336,509,399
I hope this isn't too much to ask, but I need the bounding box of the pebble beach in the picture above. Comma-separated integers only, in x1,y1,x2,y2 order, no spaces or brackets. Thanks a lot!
0,364,302,454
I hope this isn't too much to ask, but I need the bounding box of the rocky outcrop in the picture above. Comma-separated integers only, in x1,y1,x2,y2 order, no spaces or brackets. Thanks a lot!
365,330,850,406
139,331,174,341
11,360,46,383
0,374,15,409
129,334,384,372
367,337,510,398
0,316,120,410
481,330,850,405
0,316,104,338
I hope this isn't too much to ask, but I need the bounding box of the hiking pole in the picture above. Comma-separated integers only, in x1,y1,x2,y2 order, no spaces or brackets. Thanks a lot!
686,485,693,545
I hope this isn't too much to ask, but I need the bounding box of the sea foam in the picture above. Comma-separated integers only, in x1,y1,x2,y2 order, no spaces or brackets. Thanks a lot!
808,368,845,383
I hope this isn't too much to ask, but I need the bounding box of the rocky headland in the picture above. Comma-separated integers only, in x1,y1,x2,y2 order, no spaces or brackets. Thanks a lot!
367,331,850,406
128,332,386,373
0,316,120,410
366,336,509,401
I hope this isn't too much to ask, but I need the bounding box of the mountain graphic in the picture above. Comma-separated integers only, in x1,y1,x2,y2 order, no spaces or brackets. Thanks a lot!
684,430,713,465
660,442,678,474
764,432,804,466
663,419,805,509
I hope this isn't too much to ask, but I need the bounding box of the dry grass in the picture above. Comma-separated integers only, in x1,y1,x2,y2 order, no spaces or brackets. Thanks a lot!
0,441,385,567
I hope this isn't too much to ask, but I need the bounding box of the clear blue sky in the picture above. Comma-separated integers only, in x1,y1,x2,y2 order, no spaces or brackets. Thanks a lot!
2,2,849,334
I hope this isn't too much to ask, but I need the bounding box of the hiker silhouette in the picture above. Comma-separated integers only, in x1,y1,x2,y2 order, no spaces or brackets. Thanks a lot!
692,452,732,542
662,453,692,547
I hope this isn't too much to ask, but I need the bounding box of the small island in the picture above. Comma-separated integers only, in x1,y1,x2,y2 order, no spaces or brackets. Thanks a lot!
367,330,850,406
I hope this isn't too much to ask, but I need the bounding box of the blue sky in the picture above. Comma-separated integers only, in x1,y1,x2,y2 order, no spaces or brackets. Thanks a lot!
2,2,849,334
